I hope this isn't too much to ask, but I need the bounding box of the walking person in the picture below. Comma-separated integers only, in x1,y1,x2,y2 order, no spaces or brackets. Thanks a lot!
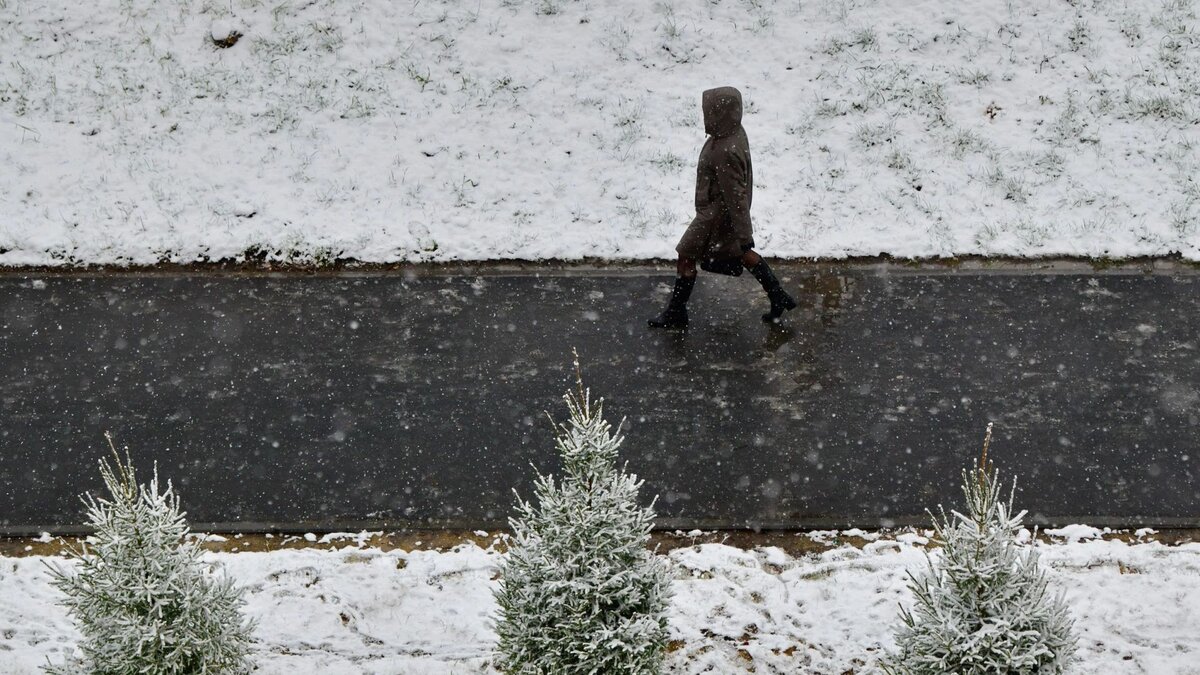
649,86,796,329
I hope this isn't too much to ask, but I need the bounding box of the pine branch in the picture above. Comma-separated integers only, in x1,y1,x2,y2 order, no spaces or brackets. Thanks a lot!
884,425,1077,674
44,435,256,674
495,365,670,674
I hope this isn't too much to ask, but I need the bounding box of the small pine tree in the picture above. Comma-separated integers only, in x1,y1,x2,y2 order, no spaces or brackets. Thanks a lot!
494,358,672,674
45,434,255,674
885,424,1077,674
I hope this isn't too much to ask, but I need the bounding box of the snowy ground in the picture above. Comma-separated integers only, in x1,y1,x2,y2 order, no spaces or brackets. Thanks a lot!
2,531,1198,673
2,0,1199,266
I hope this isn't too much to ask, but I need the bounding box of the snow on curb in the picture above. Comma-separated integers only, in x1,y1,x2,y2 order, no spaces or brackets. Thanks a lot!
2,536,1198,673
1046,523,1106,543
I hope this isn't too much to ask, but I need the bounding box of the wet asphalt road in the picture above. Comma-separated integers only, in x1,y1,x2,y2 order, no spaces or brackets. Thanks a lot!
1,264,1198,535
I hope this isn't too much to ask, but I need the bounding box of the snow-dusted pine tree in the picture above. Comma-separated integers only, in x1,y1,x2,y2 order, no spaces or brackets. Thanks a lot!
45,435,255,674
884,424,1077,674
494,359,671,674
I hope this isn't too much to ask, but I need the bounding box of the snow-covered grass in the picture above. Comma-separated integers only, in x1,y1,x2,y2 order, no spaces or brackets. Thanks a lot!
2,535,1198,673
2,0,1199,266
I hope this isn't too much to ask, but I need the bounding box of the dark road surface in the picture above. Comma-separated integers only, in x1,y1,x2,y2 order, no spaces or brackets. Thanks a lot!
2,264,1198,535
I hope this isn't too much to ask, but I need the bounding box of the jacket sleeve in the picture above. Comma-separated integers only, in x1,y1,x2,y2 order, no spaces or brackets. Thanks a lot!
714,145,752,241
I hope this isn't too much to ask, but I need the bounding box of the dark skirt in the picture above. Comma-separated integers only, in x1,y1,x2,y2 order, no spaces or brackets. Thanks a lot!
675,215,753,260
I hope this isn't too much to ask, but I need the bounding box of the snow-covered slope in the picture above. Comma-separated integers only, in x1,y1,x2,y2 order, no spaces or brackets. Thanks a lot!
3,537,1198,673
2,0,1198,266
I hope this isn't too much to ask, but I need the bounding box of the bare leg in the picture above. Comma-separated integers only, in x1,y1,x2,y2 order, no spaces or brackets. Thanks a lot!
740,249,762,267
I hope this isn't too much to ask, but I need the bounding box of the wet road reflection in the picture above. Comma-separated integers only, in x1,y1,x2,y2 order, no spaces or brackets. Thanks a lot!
0,267,1196,533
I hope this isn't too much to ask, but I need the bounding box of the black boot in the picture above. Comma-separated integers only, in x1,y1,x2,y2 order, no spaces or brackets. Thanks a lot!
700,257,744,277
749,260,797,323
648,276,695,328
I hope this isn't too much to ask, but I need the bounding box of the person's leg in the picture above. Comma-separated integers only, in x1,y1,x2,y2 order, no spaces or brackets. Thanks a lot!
649,255,697,328
653,215,707,329
742,248,797,323
677,256,698,278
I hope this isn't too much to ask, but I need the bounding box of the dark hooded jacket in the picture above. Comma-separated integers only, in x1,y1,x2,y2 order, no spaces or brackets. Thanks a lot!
687,87,753,259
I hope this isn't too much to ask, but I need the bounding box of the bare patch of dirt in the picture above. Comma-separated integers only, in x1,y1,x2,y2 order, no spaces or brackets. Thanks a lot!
2,528,1195,558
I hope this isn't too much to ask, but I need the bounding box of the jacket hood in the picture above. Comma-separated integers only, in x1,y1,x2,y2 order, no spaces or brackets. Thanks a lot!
702,87,743,137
